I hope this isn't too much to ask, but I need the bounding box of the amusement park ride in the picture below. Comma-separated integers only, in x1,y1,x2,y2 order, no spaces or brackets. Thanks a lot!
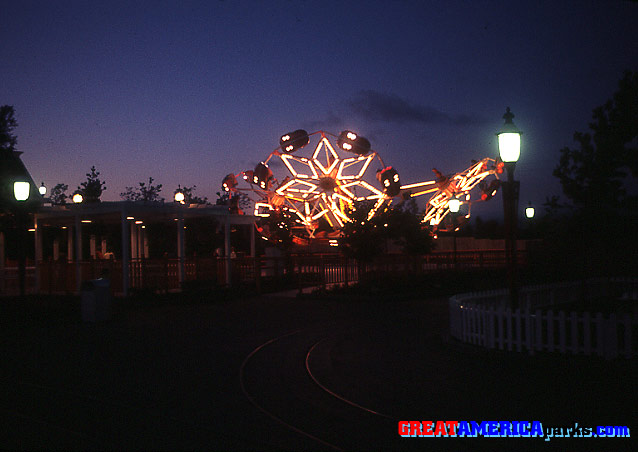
221,130,504,245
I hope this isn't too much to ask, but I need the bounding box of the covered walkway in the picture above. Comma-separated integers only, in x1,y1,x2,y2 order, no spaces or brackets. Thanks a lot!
30,201,256,295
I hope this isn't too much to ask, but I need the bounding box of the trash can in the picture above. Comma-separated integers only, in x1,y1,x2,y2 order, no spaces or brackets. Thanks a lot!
81,278,112,322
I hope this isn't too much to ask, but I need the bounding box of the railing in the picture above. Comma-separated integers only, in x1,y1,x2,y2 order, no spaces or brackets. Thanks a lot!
4,249,524,296
449,278,638,359
0,266,37,296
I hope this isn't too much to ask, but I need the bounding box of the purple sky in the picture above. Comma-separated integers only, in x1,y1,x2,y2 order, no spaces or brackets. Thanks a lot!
3,0,637,219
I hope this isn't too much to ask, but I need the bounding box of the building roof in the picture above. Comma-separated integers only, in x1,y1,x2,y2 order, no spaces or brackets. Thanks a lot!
35,201,256,227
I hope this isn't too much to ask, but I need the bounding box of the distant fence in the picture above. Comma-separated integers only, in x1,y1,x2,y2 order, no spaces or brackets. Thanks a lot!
449,278,638,359
2,248,526,296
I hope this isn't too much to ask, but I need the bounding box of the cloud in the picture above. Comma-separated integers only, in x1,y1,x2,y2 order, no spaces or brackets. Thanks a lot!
348,90,485,126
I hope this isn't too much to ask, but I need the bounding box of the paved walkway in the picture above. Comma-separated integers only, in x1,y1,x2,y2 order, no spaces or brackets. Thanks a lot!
0,294,635,450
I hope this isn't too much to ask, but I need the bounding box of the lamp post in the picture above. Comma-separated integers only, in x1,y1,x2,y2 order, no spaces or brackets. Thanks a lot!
174,185,185,204
448,197,461,269
525,202,535,219
497,107,521,309
13,181,30,298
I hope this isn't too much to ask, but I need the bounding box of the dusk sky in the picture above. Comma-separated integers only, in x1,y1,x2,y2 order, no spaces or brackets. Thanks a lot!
3,0,637,219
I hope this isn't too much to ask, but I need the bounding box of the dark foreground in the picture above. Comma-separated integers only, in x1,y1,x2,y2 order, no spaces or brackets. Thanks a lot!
0,293,635,451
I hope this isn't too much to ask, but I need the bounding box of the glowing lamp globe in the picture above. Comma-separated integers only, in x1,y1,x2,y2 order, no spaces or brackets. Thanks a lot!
72,193,83,203
14,181,30,201
448,198,461,213
497,107,521,163
174,191,185,203
525,204,535,218
39,183,47,196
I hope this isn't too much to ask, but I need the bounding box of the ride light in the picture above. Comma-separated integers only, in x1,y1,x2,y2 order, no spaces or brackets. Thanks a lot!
279,129,309,153
337,130,371,155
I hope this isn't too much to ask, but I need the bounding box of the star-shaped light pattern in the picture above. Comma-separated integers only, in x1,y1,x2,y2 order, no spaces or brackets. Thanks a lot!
265,134,386,238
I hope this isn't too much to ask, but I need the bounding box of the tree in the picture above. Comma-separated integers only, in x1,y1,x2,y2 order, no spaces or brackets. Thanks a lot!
339,200,386,261
0,105,18,154
261,208,295,251
339,199,433,260
49,183,69,205
385,199,433,255
554,71,638,209
179,185,208,205
215,191,250,213
120,177,164,202
78,166,106,203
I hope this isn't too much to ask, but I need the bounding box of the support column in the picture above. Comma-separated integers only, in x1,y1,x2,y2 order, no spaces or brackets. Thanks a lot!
35,216,43,293
177,214,185,287
225,215,231,286
138,225,144,259
121,210,130,296
74,215,82,293
53,238,60,261
130,223,138,260
101,238,107,255
0,231,5,295
67,227,73,263
143,229,149,259
250,223,255,257
90,234,97,259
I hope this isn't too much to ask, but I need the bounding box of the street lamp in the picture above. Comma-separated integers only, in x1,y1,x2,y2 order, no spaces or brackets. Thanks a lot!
525,202,535,219
13,181,30,201
174,185,185,204
448,197,461,269
497,107,521,308
12,181,30,298
39,182,47,196
72,192,83,203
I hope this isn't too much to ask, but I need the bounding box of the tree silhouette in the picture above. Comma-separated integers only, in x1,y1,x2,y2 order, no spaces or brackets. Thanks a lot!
49,183,69,205
554,71,638,209
215,191,250,213
179,185,208,205
0,105,18,154
120,177,164,202
78,166,106,203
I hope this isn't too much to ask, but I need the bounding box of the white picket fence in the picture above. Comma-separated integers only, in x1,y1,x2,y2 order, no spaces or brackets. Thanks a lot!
449,278,638,359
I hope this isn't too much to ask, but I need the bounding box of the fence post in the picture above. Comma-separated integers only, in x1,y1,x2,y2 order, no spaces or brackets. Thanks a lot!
535,309,543,353
570,311,579,354
547,310,554,352
558,311,566,353
621,314,632,359
604,313,618,360
506,308,513,351
321,258,326,291
525,310,533,354
254,256,261,294
515,309,522,352
582,312,591,355
595,312,604,357
496,307,504,350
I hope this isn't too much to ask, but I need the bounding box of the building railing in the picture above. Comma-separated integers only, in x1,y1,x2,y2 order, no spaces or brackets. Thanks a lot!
449,278,638,359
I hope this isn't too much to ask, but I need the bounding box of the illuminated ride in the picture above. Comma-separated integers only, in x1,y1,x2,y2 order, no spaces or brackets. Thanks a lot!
402,158,504,232
222,129,504,243
222,130,402,244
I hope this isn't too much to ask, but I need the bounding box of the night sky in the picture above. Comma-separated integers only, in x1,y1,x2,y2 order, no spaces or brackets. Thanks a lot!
3,0,637,219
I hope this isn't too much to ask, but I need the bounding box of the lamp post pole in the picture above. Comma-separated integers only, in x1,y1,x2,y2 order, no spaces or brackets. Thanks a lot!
448,198,461,270
13,181,31,300
497,108,521,309
17,211,27,299
502,164,520,308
